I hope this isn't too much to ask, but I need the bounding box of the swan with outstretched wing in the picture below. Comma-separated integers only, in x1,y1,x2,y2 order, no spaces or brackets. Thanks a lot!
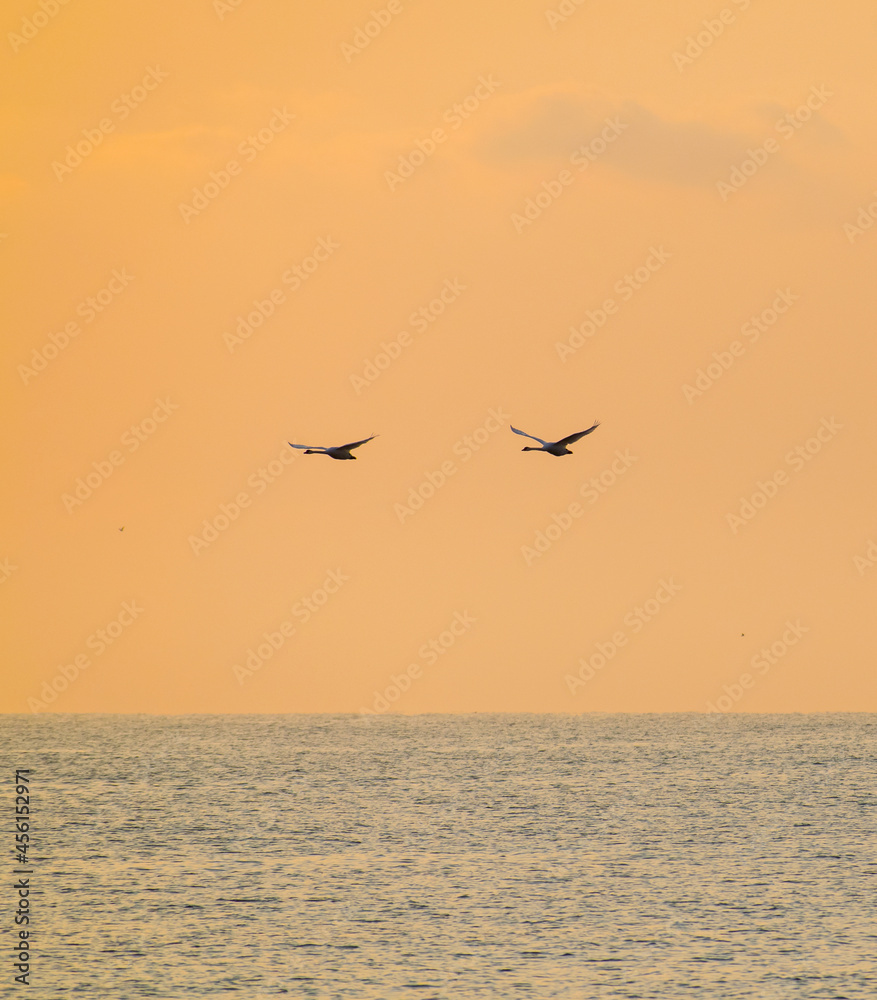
288,435,377,460
510,422,599,456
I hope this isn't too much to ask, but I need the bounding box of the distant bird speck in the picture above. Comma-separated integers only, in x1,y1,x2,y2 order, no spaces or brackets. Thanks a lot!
288,435,377,460
511,422,600,456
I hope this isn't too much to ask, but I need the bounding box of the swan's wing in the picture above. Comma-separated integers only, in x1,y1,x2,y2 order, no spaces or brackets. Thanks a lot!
341,434,377,452
288,441,325,451
556,421,600,447
510,425,548,446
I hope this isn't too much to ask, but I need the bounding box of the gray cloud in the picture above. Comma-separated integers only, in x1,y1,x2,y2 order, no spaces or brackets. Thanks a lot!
475,90,841,188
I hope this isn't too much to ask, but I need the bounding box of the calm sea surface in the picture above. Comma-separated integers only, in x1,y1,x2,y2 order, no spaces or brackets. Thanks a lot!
2,714,876,999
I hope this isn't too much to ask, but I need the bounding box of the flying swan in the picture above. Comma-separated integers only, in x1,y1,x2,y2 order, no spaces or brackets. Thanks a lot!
510,422,600,456
288,435,377,460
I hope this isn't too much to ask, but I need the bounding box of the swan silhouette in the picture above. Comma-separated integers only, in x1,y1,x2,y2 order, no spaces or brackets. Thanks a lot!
511,422,600,456
288,435,377,460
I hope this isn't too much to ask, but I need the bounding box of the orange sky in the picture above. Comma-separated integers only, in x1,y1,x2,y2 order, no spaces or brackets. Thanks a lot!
3,0,876,714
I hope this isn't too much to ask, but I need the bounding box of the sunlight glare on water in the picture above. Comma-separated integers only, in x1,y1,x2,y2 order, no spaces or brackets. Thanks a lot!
4,713,876,998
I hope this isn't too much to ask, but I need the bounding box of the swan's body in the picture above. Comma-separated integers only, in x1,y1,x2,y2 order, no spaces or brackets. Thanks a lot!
511,422,599,456
288,435,377,460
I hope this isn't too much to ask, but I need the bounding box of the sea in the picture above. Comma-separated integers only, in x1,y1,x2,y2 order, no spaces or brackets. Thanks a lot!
2,713,875,999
